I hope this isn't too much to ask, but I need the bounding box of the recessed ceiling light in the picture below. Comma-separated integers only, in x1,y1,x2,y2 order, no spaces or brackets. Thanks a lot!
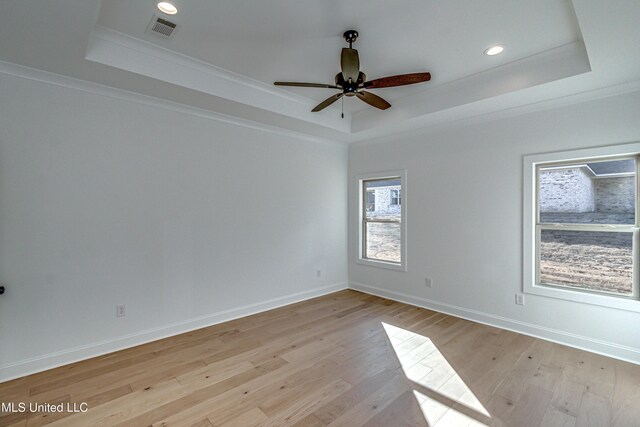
157,1,178,15
484,45,504,56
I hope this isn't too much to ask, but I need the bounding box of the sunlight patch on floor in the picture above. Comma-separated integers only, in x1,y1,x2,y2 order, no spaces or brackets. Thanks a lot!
382,322,491,426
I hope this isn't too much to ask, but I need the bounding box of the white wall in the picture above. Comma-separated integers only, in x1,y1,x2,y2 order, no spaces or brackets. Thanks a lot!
2,67,639,383
349,90,640,363
0,72,348,381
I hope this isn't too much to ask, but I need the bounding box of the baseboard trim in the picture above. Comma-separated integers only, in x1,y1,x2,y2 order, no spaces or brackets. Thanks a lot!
349,281,640,365
0,282,348,383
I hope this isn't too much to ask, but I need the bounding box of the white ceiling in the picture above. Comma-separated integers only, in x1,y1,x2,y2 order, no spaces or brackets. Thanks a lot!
1,1,639,143
96,0,581,112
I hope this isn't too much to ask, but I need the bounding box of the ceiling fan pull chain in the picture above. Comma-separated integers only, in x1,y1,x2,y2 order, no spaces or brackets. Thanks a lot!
341,96,344,119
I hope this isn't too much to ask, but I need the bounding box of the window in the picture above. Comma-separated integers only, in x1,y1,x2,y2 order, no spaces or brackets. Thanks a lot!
366,189,376,212
524,144,640,311
357,170,406,271
390,189,401,206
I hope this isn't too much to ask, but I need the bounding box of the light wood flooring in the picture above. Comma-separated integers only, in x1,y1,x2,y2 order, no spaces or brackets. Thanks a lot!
1,290,640,426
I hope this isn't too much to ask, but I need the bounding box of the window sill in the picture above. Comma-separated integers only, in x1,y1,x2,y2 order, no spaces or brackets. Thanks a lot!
356,258,406,272
524,283,640,312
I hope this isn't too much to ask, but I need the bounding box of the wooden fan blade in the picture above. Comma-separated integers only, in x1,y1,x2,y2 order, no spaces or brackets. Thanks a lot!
274,82,339,89
312,93,344,112
363,72,431,89
341,48,360,82
356,91,391,110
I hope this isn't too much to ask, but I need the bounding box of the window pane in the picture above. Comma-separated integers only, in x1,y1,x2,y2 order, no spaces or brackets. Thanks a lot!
364,178,401,221
365,222,401,263
366,190,375,212
390,189,401,205
539,230,633,295
538,159,635,224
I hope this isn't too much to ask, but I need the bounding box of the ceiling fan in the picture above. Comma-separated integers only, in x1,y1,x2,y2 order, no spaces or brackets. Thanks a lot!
274,30,431,113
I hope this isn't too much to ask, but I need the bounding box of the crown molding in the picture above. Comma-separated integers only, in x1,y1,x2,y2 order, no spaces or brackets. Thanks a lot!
82,28,637,146
0,60,345,147
352,41,591,133
349,78,640,147
4,33,638,148
86,26,351,134
3,57,637,149
91,26,313,104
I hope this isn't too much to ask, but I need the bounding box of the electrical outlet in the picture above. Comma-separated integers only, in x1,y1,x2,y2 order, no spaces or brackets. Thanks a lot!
515,294,525,306
425,277,432,288
116,304,126,318
316,270,321,278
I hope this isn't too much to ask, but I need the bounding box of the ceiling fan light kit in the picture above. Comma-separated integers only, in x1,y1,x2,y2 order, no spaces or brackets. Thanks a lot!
274,30,431,114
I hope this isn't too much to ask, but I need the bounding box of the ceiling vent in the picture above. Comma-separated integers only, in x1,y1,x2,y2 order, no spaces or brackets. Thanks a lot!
145,15,178,39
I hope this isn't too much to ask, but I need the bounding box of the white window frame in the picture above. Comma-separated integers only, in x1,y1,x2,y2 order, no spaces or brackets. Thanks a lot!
356,170,407,272
523,143,640,312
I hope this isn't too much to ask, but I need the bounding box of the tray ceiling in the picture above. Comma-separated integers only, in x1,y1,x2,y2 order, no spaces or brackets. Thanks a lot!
1,1,639,142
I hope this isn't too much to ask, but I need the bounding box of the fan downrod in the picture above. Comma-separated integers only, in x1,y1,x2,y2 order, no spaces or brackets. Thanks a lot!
343,30,358,48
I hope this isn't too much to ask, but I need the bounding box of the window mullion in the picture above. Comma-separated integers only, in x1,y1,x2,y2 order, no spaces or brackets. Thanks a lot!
537,223,638,233
364,219,401,224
